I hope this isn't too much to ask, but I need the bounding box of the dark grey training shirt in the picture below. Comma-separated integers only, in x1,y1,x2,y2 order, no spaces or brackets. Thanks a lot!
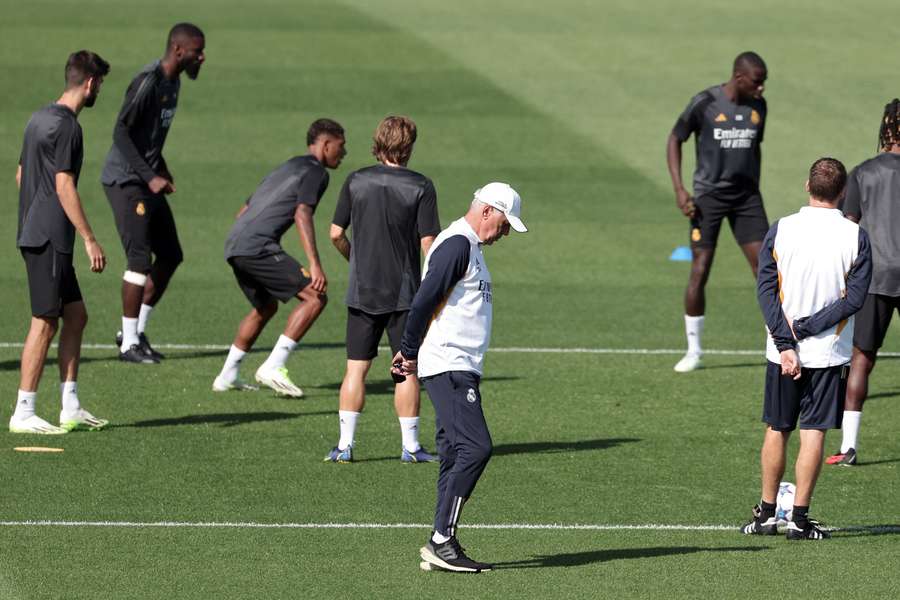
17,103,83,253
225,155,329,259
101,61,180,186
673,85,767,201
843,152,900,296
332,164,440,314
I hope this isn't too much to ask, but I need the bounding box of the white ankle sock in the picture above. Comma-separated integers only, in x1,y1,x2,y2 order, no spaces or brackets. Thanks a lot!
841,410,862,453
121,317,139,351
219,345,247,383
14,390,37,420
262,335,297,370
338,410,359,450
432,531,451,544
60,381,80,414
399,416,421,453
137,303,154,335
685,315,704,356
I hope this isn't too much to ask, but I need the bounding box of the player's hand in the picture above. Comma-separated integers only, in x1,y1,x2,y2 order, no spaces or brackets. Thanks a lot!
675,188,695,218
780,349,801,380
391,351,417,380
309,263,327,293
149,176,175,195
84,237,107,273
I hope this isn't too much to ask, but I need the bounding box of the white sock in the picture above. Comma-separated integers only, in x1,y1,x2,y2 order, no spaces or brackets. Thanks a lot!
685,315,704,356
338,410,359,450
432,531,451,544
121,317,139,351
399,416,421,453
60,381,80,414
841,410,862,453
219,345,247,383
13,390,37,420
137,303,154,335
262,335,297,370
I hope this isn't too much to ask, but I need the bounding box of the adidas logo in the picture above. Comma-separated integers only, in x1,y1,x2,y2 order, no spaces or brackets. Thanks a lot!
714,113,727,122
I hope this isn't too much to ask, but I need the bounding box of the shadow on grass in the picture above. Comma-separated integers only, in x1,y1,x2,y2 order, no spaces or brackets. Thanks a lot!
698,362,763,370
865,390,900,401
493,545,767,569
833,524,900,537
856,457,900,467
112,411,331,429
313,375,522,395
493,437,640,457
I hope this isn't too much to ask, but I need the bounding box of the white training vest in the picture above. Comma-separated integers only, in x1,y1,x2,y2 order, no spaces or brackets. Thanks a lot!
418,218,493,378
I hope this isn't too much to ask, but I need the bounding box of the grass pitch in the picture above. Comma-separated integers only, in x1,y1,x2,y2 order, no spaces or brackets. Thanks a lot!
1,1,899,598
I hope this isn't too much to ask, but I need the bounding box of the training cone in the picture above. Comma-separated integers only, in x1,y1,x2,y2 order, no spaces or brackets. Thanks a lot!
670,246,692,261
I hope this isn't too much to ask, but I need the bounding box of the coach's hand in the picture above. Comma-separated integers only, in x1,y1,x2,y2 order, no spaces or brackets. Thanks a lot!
85,237,107,273
391,351,417,377
675,187,695,218
780,349,801,380
149,175,175,195
309,263,327,293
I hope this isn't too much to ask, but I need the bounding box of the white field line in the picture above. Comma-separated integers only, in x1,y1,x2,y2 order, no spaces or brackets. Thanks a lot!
0,520,896,533
2,341,900,358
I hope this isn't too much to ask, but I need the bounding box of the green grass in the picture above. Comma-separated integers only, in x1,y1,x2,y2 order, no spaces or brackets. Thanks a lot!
1,1,899,598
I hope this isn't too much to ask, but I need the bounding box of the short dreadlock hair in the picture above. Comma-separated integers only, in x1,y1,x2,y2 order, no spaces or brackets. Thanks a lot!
878,98,900,151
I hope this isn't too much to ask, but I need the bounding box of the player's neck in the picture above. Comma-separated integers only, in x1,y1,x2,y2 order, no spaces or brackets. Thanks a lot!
381,160,404,168
721,80,739,103
883,144,900,155
159,56,180,81
808,197,836,209
56,91,83,116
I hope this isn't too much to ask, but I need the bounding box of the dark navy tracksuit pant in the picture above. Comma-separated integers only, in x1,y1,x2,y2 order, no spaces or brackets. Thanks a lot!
422,370,493,537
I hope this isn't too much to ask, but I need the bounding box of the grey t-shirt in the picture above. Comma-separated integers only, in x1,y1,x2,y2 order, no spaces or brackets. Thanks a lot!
332,164,440,314
101,61,179,186
843,152,900,296
225,155,329,259
17,103,83,253
672,85,767,201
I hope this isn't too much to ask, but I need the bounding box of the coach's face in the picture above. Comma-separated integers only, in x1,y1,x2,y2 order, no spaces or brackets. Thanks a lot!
481,207,511,245
737,67,766,100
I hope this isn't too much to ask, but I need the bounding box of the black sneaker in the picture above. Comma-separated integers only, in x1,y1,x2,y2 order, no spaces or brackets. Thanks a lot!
740,503,778,535
138,333,165,360
786,518,830,540
420,537,492,573
825,447,857,466
119,344,159,364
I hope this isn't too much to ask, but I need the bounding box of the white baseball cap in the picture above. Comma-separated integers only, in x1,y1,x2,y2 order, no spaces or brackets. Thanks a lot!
474,182,527,233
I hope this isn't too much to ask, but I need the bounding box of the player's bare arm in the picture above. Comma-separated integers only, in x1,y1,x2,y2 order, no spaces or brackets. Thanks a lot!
329,223,351,261
295,203,326,292
16,164,21,189
55,171,106,273
666,132,695,217
420,235,436,256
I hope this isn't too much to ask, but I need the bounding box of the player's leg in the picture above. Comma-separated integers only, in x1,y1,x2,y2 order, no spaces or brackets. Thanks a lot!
138,196,184,359
386,311,435,461
57,299,108,431
255,255,325,397
743,361,797,534
420,372,492,572
732,193,769,279
829,294,889,465
787,366,843,540
106,184,157,364
676,195,724,372
11,244,65,434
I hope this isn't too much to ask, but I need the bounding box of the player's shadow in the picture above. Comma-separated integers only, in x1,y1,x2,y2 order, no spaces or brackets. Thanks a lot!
699,362,763,370
113,411,330,428
492,437,640,457
855,457,900,467
314,375,521,395
493,545,766,569
832,524,900,537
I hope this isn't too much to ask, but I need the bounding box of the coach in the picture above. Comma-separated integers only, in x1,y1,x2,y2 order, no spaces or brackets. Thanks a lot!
392,182,527,573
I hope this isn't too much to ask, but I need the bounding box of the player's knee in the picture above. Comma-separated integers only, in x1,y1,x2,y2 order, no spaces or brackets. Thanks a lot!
32,316,59,338
258,302,278,321
470,439,493,465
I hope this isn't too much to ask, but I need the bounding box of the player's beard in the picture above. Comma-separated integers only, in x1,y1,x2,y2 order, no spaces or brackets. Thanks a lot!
184,61,202,80
83,86,99,108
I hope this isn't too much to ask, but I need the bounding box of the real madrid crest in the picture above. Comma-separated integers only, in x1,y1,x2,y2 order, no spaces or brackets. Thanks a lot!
751,109,760,125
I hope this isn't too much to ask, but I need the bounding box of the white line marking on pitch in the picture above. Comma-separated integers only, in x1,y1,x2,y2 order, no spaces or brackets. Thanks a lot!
1,521,895,533
2,342,899,358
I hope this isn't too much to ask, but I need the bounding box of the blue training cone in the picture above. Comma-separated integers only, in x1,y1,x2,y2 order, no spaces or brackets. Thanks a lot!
669,246,692,261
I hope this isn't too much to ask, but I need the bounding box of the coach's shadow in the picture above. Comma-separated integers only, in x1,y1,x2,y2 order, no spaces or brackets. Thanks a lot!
493,545,766,570
492,437,640,457
113,410,330,429
314,375,522,395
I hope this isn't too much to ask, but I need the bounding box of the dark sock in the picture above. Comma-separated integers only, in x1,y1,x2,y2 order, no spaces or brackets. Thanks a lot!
760,500,777,520
792,505,810,526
